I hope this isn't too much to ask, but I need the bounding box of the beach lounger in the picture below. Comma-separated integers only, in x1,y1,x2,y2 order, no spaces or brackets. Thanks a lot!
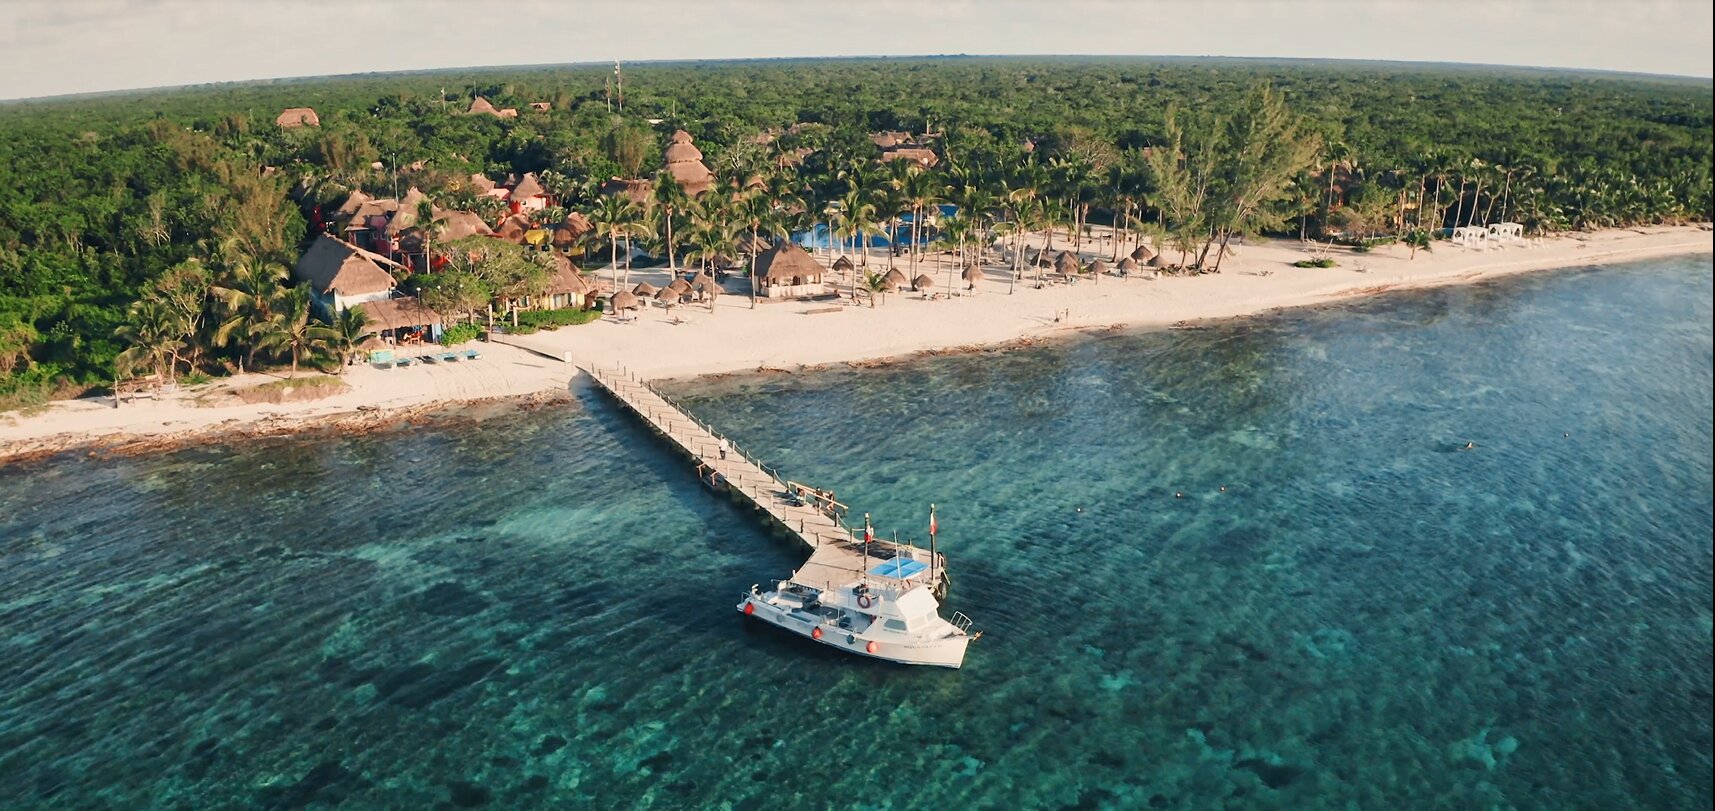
462,349,482,361
370,349,396,370
440,352,459,363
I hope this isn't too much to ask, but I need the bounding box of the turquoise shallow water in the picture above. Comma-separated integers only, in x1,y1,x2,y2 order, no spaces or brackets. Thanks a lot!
1,256,1711,810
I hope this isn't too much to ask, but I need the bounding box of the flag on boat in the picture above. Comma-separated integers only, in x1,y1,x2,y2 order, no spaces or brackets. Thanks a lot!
863,512,873,544
929,504,937,538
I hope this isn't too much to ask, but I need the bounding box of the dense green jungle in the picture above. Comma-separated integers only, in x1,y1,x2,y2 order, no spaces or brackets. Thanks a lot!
1,57,1709,407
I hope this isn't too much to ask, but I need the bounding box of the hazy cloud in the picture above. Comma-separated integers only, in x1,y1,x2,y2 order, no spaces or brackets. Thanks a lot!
1,0,1709,100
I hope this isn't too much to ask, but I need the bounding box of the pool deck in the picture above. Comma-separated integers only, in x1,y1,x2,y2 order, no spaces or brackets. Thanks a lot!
584,364,948,596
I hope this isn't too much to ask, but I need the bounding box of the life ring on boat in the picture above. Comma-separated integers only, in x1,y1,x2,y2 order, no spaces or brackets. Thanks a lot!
811,627,822,640
866,641,880,654
743,602,754,615
857,594,873,609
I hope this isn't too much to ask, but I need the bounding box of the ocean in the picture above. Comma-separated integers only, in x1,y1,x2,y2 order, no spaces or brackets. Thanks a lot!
2,255,1710,810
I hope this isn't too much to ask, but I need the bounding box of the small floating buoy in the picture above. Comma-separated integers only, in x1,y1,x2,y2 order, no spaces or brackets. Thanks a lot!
743,603,754,616
1219,485,1226,492
866,641,879,654
1175,492,1183,498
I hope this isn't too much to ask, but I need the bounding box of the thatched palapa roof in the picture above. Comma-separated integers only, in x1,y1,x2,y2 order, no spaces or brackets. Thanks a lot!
913,274,934,290
754,242,825,285
510,173,545,200
631,282,658,297
1087,259,1110,275
277,107,319,128
294,234,402,297
354,295,441,330
468,173,497,193
832,255,854,272
1131,245,1155,261
610,291,642,311
1055,251,1079,275
1116,256,1139,273
962,263,984,283
433,210,494,241
882,268,908,289
654,286,684,304
1147,254,1168,268
545,255,590,295
666,277,692,294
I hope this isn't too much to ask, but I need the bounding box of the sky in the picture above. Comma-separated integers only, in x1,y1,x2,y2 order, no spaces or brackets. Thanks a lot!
2,0,1710,101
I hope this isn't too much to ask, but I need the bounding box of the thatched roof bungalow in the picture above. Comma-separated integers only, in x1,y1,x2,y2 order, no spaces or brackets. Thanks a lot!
754,242,826,298
293,234,405,313
543,254,592,309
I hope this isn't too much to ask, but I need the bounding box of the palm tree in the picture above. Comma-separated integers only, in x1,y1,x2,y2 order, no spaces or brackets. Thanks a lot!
113,298,187,382
898,167,945,279
734,191,778,309
654,172,688,270
589,195,640,294
858,270,890,308
936,213,973,292
210,260,289,373
329,307,376,372
255,286,333,378
1403,228,1434,260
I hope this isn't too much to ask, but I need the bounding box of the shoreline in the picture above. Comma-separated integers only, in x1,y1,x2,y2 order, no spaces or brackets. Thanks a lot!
2,225,1709,463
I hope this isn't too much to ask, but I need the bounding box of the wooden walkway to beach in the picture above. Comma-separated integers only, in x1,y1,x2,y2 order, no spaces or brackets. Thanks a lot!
584,363,947,595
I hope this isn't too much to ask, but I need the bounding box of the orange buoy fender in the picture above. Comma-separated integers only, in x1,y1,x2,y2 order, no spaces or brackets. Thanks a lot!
743,602,755,615
811,627,822,640
866,641,879,654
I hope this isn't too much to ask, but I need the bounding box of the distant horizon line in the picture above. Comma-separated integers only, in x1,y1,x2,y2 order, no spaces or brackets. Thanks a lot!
5,52,1711,105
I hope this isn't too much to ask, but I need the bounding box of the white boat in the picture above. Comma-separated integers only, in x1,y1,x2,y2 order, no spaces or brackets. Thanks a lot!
737,559,977,668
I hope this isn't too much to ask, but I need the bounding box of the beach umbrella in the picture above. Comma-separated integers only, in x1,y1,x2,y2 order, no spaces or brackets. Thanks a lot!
1131,244,1155,262
666,277,692,295
1087,259,1110,276
913,273,935,292
962,262,984,289
1055,251,1079,276
610,291,641,311
654,286,685,312
1117,256,1139,274
832,255,854,273
883,268,908,290
1147,254,1168,269
631,282,658,297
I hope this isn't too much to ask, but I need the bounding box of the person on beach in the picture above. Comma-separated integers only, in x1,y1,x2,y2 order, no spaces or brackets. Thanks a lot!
718,438,729,460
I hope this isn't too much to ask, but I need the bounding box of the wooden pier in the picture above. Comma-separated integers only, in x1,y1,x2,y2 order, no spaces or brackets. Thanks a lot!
584,364,948,596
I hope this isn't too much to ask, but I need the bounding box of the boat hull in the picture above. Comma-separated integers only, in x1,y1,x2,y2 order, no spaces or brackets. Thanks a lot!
738,595,969,668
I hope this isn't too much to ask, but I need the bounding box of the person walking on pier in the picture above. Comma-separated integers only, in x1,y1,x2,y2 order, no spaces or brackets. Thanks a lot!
718,437,729,460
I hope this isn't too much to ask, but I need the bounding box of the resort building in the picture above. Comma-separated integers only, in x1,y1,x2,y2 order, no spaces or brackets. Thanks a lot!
543,255,594,310
292,233,406,312
753,242,827,298
467,96,518,118
276,107,320,128
508,172,547,213
662,130,716,196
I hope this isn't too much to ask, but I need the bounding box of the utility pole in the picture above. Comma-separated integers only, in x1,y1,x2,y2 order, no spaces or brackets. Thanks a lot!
615,60,624,114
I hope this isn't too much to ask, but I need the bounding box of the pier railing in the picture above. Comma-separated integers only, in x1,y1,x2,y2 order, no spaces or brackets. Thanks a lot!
591,362,874,538
588,363,944,575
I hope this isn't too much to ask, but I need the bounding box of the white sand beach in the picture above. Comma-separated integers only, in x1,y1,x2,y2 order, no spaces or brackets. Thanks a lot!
2,225,1709,460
